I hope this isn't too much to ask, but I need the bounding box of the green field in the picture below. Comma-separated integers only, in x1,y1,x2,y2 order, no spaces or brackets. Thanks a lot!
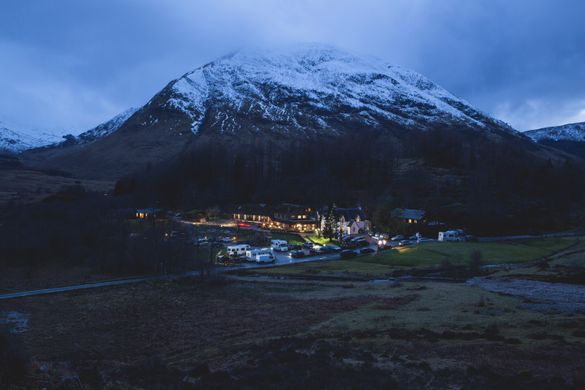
254,238,578,276
306,234,339,245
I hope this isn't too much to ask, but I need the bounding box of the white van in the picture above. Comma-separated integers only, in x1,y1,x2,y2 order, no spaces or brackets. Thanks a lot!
256,252,275,264
271,240,289,252
227,244,250,257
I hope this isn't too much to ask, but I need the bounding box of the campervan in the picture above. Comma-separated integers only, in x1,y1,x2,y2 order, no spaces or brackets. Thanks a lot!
271,240,289,252
438,230,466,242
227,244,250,258
245,247,272,261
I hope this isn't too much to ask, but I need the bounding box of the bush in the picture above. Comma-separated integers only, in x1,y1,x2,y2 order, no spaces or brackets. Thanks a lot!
0,332,27,385
469,250,483,274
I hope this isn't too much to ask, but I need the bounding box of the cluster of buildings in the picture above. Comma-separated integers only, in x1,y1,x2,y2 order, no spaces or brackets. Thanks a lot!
232,203,373,235
133,203,429,237
232,203,318,232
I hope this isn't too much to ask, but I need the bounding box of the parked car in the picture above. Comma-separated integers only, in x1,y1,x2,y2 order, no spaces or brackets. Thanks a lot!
288,244,302,251
398,240,416,246
303,242,314,249
360,248,376,254
320,244,342,253
290,250,305,258
216,254,230,263
271,240,289,252
340,250,358,259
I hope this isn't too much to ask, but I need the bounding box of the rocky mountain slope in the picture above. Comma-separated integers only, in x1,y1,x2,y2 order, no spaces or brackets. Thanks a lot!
25,44,550,180
162,44,516,137
0,122,60,154
525,122,585,159
525,122,585,142
73,108,138,145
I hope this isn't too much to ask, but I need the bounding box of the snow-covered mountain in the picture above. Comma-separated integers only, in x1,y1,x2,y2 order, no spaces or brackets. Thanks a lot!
1,107,136,154
26,43,535,179
74,107,138,144
525,122,585,142
153,43,515,136
0,121,61,153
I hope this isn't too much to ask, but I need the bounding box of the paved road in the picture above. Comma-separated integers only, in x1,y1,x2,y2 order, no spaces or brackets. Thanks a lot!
0,246,377,301
0,276,162,300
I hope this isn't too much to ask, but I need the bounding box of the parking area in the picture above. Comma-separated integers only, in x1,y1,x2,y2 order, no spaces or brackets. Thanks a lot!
221,241,380,271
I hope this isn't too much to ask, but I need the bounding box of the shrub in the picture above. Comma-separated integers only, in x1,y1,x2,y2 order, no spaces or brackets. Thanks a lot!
469,250,484,274
0,332,27,385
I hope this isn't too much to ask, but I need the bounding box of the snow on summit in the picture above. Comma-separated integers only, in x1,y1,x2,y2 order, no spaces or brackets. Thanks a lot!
164,44,513,135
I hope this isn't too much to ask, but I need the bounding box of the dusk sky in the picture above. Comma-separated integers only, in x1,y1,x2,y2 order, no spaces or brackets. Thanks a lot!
1,0,585,133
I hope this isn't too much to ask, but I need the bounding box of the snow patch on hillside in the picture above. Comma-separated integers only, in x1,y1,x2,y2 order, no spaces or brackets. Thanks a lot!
526,122,585,142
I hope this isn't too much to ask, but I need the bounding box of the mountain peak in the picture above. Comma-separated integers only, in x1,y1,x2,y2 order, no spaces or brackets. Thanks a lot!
161,44,514,136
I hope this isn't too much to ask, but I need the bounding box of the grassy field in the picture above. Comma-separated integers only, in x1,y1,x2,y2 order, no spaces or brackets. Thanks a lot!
5,270,585,387
254,238,578,276
306,234,339,245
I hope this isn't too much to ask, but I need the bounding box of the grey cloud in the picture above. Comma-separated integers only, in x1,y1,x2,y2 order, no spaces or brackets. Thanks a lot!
1,0,584,132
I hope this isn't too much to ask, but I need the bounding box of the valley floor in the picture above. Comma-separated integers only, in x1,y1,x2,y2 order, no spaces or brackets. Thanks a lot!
1,240,585,388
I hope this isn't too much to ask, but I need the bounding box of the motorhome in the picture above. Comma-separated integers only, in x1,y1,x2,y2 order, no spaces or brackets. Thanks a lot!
271,239,289,252
227,244,250,257
438,230,466,242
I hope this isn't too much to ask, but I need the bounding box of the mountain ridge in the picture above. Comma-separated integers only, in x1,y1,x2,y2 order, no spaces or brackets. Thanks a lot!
525,121,585,142
24,44,550,180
